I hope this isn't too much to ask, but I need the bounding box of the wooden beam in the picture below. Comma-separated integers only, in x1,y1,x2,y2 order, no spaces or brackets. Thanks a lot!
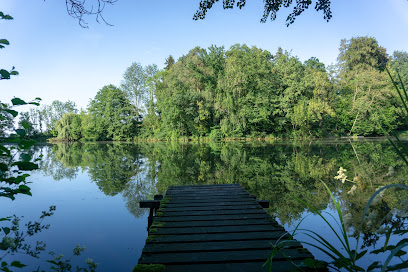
140,200,161,209
257,200,269,208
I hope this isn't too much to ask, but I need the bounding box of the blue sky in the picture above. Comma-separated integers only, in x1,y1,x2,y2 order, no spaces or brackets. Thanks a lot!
2,0,408,110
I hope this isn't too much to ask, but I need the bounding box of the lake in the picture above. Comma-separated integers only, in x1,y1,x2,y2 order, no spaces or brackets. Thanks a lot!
2,139,408,271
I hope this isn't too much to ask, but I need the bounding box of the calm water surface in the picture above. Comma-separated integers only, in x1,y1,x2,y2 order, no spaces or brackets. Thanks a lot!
2,140,408,271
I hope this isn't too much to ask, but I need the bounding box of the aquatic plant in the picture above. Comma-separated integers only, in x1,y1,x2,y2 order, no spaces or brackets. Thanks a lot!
265,181,408,272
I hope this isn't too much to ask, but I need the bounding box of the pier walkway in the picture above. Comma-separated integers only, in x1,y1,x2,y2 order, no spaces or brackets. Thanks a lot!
136,184,316,272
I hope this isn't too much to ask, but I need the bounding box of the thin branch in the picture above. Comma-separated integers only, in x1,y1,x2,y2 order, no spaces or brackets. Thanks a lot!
65,0,117,28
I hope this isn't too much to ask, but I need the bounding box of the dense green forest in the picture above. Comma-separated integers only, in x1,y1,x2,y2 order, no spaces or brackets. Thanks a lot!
9,36,408,141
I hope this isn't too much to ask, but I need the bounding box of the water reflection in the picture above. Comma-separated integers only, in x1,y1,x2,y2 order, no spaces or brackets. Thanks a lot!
45,140,408,251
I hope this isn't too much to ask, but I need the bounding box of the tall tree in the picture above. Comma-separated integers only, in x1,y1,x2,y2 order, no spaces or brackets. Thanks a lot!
87,84,137,140
54,113,83,141
121,62,147,118
164,55,175,71
391,51,408,87
41,100,78,134
336,37,398,135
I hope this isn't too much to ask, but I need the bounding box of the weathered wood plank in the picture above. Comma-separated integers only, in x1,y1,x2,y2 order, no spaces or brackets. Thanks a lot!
157,208,265,217
163,201,259,208
162,260,308,272
151,224,284,235
142,239,302,253
160,204,262,212
154,213,272,222
165,196,256,203
146,231,290,243
139,200,161,209
166,194,251,199
168,184,241,189
138,248,313,264
166,190,247,195
151,218,278,228
137,184,318,272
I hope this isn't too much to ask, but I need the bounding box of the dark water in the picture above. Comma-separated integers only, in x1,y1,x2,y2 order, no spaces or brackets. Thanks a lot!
2,139,408,271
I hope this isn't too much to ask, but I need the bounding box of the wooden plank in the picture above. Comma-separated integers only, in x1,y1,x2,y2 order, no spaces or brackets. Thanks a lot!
146,231,290,243
137,184,319,271
167,193,253,199
166,196,255,202
168,184,241,189
142,239,302,253
162,260,308,272
154,213,272,222
139,200,160,209
156,208,265,217
151,224,284,235
151,218,278,228
163,201,259,208
160,204,262,212
166,188,247,193
138,248,313,264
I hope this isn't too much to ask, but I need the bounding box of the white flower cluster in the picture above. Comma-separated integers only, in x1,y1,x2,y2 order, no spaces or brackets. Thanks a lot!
334,167,347,183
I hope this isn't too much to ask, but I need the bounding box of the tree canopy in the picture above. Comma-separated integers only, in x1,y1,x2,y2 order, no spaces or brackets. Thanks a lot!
63,0,333,26
194,0,332,26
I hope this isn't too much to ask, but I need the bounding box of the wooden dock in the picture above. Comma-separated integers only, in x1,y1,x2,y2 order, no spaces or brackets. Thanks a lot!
136,184,316,272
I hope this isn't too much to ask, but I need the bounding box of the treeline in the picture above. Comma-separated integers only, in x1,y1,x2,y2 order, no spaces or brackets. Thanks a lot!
0,100,78,139
12,36,408,141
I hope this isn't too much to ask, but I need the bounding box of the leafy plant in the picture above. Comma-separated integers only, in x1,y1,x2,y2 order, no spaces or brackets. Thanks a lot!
265,181,408,272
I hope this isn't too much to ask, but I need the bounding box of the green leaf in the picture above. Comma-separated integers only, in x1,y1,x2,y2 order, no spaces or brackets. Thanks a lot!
12,161,38,170
0,69,10,79
20,153,31,162
19,139,36,149
0,145,11,156
11,98,26,106
1,261,6,267
18,185,31,192
2,227,10,235
303,258,326,268
10,261,27,268
0,39,9,45
3,109,18,117
371,248,385,254
394,249,407,257
0,12,13,20
15,129,26,137
0,163,8,172
356,249,367,260
367,261,380,272
386,261,408,271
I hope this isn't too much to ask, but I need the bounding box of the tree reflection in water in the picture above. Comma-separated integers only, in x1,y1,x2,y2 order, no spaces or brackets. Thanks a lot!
45,140,408,249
